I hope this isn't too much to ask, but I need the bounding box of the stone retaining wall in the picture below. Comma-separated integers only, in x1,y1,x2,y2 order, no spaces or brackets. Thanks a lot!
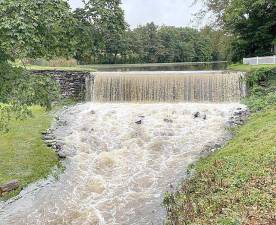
31,70,92,101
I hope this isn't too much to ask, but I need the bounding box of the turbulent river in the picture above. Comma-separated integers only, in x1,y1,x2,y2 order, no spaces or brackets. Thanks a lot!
0,102,244,225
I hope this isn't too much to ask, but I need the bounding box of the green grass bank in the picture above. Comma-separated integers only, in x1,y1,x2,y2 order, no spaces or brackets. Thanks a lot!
164,106,276,225
0,107,59,201
228,64,276,72
164,67,276,224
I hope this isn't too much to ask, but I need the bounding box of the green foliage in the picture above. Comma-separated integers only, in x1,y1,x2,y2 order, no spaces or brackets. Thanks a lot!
72,0,223,65
0,0,74,132
244,92,276,112
201,26,233,61
0,0,77,61
74,0,127,64
246,68,276,88
225,0,275,60
0,62,60,132
164,106,276,224
195,0,230,27
243,68,276,111
76,22,216,64
23,58,78,67
200,0,276,61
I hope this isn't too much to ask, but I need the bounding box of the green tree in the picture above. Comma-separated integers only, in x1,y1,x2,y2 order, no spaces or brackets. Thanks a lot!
76,0,127,64
195,0,230,27
0,0,76,61
0,0,75,131
198,0,276,61
200,26,232,61
73,8,97,64
225,0,276,60
113,23,215,64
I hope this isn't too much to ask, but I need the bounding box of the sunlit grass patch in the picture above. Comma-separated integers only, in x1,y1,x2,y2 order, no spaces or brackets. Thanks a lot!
228,64,276,72
0,106,59,200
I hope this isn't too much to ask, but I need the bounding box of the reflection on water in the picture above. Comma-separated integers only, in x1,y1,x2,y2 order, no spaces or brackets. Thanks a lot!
91,62,228,72
0,103,244,225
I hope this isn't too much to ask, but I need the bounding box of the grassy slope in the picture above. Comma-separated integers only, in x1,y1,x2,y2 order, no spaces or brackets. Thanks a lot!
0,107,59,200
165,106,276,225
228,64,276,72
25,65,96,71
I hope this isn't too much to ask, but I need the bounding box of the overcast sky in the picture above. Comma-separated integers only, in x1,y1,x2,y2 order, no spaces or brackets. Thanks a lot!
68,0,203,28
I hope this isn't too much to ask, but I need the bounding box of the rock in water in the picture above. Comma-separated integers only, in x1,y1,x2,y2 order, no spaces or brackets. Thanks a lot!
135,120,142,125
193,112,200,118
163,118,173,123
0,180,20,196
58,151,66,159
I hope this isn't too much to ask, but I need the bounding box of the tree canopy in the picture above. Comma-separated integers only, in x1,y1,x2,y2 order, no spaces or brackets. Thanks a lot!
0,0,77,61
199,0,276,61
74,0,127,64
0,0,75,131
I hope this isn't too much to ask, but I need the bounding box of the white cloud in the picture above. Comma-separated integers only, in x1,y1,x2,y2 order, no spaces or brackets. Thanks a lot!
68,0,203,28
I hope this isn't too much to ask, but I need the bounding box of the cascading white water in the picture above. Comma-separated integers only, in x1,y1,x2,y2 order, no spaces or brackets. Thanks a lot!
86,71,246,103
0,103,246,225
0,71,247,225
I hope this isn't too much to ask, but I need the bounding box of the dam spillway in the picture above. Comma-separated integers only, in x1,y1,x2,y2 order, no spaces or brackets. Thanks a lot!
86,71,246,103
0,70,247,225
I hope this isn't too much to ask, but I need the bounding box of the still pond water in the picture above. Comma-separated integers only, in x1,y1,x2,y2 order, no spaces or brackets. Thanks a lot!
90,61,228,72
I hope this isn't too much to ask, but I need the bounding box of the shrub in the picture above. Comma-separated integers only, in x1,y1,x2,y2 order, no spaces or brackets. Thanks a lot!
244,68,276,111
0,62,60,131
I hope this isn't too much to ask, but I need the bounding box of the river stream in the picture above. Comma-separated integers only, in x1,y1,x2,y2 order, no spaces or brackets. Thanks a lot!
0,103,244,225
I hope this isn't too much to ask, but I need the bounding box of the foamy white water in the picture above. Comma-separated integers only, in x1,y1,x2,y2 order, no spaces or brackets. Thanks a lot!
0,103,244,225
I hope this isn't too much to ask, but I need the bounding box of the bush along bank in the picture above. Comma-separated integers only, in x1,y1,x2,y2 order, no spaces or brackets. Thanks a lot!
163,68,276,225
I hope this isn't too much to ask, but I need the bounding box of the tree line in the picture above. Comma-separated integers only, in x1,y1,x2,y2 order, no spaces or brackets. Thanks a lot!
75,22,225,64
1,0,274,66
198,0,276,61
73,1,228,64
71,0,276,64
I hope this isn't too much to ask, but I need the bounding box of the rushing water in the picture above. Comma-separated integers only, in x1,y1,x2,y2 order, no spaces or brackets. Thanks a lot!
0,103,245,225
86,71,246,103
0,70,246,225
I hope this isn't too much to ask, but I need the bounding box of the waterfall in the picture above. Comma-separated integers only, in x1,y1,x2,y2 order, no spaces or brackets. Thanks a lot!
86,71,246,103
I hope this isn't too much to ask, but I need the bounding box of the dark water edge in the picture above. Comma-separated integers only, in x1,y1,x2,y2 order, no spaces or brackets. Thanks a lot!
91,61,228,72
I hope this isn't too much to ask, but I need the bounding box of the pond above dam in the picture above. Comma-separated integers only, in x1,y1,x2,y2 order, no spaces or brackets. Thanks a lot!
91,62,228,72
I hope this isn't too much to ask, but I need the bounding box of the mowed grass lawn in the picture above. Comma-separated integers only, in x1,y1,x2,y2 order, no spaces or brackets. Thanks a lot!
0,107,59,201
228,63,276,72
165,106,276,225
